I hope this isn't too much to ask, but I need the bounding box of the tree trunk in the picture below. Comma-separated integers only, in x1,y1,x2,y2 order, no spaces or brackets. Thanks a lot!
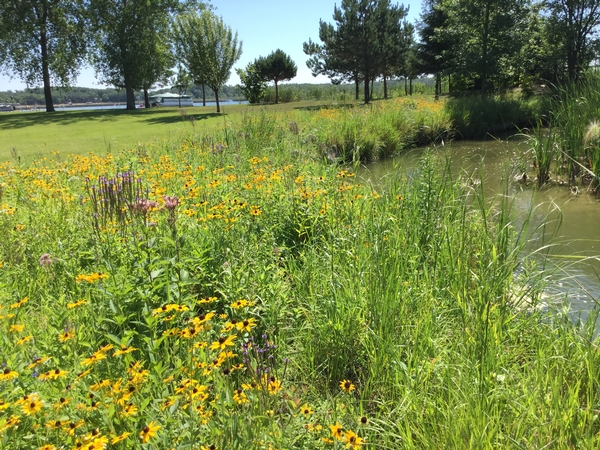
435,72,440,100
144,88,150,108
40,15,55,112
355,77,359,100
409,78,413,95
480,0,491,94
275,80,279,104
364,75,370,104
202,85,206,106
404,77,408,96
214,88,220,113
125,84,136,110
383,75,388,99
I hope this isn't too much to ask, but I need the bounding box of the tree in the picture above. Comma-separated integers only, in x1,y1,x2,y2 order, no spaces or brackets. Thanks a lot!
546,0,600,81
236,62,266,104
254,50,297,104
172,10,242,113
417,0,453,97
0,0,88,112
375,3,409,99
304,0,408,104
437,0,528,93
88,0,192,110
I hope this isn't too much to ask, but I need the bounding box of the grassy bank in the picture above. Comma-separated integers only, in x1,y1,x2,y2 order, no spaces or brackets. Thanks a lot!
0,110,599,448
0,97,451,165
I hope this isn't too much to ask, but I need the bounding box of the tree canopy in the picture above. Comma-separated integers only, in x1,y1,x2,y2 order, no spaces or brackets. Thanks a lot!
172,10,242,113
0,0,88,112
254,50,297,104
304,0,409,103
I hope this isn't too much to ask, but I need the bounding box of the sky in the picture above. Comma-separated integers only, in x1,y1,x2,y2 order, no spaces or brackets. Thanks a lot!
0,0,423,92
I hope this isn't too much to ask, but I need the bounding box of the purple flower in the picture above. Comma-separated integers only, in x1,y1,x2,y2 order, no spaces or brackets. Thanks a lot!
39,253,53,267
163,195,179,211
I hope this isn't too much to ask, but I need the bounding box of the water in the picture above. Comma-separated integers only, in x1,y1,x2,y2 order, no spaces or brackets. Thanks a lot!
20,99,248,112
359,138,600,315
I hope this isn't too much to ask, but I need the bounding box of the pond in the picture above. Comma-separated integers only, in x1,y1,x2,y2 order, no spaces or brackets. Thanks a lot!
359,137,600,316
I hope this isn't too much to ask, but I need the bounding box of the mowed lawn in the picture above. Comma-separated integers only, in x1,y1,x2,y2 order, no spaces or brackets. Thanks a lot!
0,101,351,163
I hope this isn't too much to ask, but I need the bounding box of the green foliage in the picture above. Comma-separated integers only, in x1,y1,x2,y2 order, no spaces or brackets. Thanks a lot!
236,63,266,104
172,9,242,113
0,0,88,112
1,101,600,448
444,93,540,138
89,0,188,110
254,50,297,104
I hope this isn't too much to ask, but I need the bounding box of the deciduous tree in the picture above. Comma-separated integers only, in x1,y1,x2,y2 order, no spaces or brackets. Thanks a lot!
88,0,193,110
0,0,88,112
172,10,242,113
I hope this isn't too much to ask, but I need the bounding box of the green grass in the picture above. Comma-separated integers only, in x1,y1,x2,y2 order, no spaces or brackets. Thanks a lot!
0,101,361,164
1,103,599,448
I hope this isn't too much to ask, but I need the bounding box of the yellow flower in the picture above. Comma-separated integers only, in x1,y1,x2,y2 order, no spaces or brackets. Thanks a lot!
113,346,137,357
0,367,18,381
236,318,257,333
0,400,10,410
39,445,57,450
9,324,24,333
67,299,86,308
209,334,236,351
139,421,161,443
58,330,75,342
340,379,355,393
329,423,344,440
21,395,43,415
16,335,33,345
10,297,29,309
300,403,313,416
343,429,365,448
111,432,131,444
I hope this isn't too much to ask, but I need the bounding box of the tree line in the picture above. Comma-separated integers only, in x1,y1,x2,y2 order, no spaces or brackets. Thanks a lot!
305,0,600,102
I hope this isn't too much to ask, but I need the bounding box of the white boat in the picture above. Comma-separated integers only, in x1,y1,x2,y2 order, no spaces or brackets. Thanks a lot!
149,93,194,107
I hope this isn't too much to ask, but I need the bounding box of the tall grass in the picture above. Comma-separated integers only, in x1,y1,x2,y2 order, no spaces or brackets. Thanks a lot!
533,71,600,186
445,93,540,139
0,105,599,448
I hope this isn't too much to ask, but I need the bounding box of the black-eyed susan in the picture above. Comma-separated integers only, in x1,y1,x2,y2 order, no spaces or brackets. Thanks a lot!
63,419,84,436
340,379,355,393
21,394,43,415
58,330,75,342
236,318,257,332
0,367,18,381
39,445,57,450
0,400,10,411
139,421,161,443
67,299,86,308
209,334,236,351
300,403,313,416
10,297,28,309
111,432,131,444
113,345,137,357
329,423,343,440
16,335,33,345
9,324,24,333
343,429,365,448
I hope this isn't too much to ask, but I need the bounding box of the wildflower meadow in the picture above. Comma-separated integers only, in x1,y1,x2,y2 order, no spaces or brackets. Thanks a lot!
0,100,599,449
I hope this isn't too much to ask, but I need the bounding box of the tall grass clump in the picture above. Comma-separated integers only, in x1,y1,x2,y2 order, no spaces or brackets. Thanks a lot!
541,72,600,185
0,106,599,448
236,97,451,163
445,93,540,139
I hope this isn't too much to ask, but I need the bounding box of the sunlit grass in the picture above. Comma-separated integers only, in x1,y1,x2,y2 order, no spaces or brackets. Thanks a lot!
0,99,599,448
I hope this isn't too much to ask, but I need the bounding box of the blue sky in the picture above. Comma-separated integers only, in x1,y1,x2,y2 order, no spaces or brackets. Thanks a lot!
0,0,422,91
